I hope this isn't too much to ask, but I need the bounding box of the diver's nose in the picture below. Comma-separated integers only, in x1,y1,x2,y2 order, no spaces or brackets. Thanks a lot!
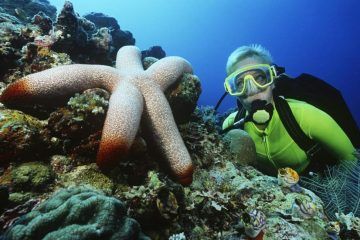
244,76,259,96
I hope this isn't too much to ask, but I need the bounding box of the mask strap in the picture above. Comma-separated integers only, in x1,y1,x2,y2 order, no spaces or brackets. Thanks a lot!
274,64,286,75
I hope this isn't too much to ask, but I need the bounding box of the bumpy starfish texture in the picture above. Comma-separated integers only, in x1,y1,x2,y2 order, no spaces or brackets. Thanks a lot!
0,46,194,185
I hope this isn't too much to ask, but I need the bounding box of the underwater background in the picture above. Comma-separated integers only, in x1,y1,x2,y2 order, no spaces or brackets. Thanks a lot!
52,0,360,125
1,0,360,239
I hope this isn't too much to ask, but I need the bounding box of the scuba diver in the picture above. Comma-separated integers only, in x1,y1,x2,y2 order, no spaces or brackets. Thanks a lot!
221,44,358,176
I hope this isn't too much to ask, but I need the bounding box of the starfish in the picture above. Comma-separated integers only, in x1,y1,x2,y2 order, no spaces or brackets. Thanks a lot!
0,46,194,185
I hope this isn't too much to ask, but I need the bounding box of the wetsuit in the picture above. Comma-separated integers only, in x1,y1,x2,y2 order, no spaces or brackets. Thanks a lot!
222,98,356,175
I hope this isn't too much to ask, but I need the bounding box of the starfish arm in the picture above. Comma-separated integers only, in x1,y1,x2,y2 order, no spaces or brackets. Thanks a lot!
96,81,144,170
0,64,119,106
146,57,193,91
142,85,194,185
115,46,144,74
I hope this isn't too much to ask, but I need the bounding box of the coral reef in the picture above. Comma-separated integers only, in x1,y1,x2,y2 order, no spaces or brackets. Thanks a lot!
179,106,233,168
166,73,202,124
11,162,54,192
0,186,9,211
301,158,360,220
31,11,53,33
336,212,360,239
0,0,57,23
300,155,360,238
0,1,351,239
4,186,150,240
143,56,202,124
0,0,135,83
0,198,41,233
141,46,166,59
84,12,135,58
0,14,31,78
53,2,135,64
116,171,184,237
0,109,45,165
57,163,115,194
44,88,109,158
182,160,329,239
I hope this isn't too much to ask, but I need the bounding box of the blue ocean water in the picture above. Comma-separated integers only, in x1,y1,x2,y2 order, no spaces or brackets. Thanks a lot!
51,0,360,125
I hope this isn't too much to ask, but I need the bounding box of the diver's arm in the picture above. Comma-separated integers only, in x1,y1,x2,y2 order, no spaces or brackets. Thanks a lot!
301,105,356,161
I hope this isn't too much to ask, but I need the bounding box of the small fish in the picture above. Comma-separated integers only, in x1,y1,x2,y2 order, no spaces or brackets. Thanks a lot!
325,221,340,240
243,209,266,239
277,167,300,191
292,198,317,219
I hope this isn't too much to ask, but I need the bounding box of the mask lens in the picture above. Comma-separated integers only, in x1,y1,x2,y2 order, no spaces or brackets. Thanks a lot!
234,74,245,91
253,72,268,86
226,75,245,95
237,68,269,87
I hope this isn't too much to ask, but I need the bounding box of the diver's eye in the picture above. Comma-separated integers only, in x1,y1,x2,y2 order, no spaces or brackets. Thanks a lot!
255,74,267,84
235,76,245,87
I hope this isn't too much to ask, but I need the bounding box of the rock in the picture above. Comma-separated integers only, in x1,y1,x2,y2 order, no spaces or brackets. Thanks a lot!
31,11,53,34
0,185,9,209
166,73,202,124
0,198,40,232
142,57,202,124
179,107,232,169
89,27,112,54
223,129,257,167
57,163,115,194
53,3,135,64
11,162,54,191
142,56,158,70
0,20,22,77
53,1,88,53
50,155,73,175
8,192,35,205
183,158,330,239
83,12,120,31
265,217,328,239
84,12,135,52
45,89,109,158
0,8,22,25
116,171,184,234
141,46,166,59
0,109,45,165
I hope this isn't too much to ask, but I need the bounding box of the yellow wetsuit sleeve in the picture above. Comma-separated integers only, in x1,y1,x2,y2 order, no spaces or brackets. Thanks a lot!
222,112,238,130
301,104,356,161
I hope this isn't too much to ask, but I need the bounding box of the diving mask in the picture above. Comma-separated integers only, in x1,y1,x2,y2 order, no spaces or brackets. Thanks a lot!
224,64,278,96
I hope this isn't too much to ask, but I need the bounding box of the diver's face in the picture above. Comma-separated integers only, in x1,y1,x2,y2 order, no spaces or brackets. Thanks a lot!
234,57,274,111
